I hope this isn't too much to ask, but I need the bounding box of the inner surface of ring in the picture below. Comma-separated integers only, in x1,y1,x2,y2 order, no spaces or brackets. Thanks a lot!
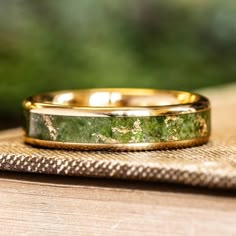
33,89,202,108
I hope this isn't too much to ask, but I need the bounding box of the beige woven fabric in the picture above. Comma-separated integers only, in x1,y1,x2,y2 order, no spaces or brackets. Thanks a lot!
0,84,236,189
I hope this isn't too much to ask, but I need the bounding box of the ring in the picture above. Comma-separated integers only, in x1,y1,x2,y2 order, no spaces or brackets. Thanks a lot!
23,88,211,151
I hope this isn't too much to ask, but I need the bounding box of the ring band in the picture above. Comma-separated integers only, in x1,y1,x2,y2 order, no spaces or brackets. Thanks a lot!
23,88,211,151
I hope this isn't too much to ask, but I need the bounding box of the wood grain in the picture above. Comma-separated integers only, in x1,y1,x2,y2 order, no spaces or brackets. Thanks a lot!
0,172,235,236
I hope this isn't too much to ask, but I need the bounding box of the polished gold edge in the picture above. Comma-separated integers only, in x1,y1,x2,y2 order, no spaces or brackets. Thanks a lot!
24,136,210,151
24,105,211,116
23,88,210,116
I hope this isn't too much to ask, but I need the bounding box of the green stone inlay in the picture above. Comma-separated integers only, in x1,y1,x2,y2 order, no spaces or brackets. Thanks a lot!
25,110,211,144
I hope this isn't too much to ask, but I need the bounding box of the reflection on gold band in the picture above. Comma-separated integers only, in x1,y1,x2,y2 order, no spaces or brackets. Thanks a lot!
24,136,210,151
23,88,210,117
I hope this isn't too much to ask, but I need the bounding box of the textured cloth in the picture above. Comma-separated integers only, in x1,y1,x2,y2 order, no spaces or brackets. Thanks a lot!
0,84,236,189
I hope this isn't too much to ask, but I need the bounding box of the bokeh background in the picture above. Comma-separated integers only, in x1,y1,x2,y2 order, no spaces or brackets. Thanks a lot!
0,0,236,129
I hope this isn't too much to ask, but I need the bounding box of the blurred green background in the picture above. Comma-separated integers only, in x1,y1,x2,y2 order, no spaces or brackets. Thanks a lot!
0,0,236,129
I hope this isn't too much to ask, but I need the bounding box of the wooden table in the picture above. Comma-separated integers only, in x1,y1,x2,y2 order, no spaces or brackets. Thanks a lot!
0,171,235,236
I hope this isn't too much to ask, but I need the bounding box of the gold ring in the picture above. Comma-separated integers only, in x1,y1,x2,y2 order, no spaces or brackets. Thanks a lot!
23,88,211,151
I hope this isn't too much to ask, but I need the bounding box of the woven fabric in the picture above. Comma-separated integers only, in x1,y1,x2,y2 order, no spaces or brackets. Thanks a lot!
0,84,236,189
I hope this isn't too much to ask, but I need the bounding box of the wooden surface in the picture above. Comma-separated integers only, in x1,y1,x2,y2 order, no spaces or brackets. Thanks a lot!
0,171,235,236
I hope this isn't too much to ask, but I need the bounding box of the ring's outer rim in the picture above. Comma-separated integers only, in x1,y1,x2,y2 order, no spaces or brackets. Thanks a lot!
24,136,210,151
23,88,211,117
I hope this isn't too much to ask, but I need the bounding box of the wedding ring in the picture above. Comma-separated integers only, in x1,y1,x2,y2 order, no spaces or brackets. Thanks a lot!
23,88,211,151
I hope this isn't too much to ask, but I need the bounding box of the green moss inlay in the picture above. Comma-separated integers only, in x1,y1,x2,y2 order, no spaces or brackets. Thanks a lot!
26,110,210,144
